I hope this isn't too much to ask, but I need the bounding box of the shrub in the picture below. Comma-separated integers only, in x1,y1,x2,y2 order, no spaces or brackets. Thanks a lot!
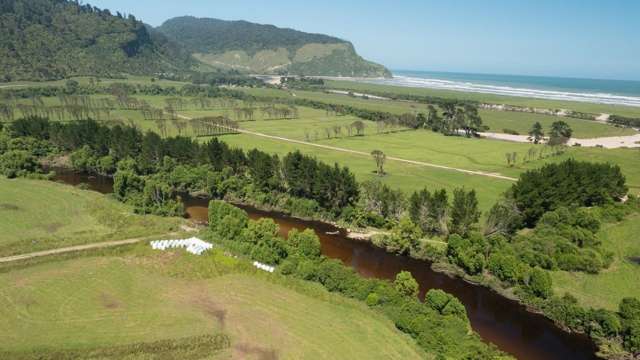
590,309,622,337
441,297,466,319
488,253,522,284
526,268,553,299
208,200,249,240
0,150,37,177
624,320,640,353
250,236,288,265
366,292,381,306
394,271,419,298
425,289,450,312
447,234,486,275
379,217,423,255
425,289,468,321
70,145,97,172
620,298,640,321
287,228,321,258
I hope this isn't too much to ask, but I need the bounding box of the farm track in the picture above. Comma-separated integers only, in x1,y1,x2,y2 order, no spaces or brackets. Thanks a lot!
178,113,518,181
0,236,154,264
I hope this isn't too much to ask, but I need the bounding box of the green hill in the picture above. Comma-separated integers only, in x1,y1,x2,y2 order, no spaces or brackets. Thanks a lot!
157,16,391,78
0,0,194,81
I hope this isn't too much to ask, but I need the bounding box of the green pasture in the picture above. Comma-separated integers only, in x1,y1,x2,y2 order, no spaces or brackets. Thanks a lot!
0,251,425,359
0,178,182,256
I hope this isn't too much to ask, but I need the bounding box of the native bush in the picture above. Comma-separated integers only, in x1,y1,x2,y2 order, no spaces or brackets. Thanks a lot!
394,271,420,298
511,159,627,227
0,150,37,178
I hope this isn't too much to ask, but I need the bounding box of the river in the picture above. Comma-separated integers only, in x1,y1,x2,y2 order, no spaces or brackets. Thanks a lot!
51,169,599,360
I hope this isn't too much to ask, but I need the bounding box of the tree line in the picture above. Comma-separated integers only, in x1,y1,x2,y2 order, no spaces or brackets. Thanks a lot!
4,116,358,217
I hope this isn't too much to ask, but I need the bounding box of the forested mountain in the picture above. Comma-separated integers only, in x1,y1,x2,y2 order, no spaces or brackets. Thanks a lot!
157,16,391,78
0,1,390,81
0,0,194,81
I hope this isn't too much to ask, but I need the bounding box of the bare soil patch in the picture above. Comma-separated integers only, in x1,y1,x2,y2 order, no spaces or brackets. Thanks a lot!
0,203,20,211
42,222,64,233
191,294,227,329
99,292,121,309
234,343,279,360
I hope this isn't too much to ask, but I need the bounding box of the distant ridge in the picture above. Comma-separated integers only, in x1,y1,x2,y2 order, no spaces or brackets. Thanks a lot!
0,1,390,81
157,16,391,78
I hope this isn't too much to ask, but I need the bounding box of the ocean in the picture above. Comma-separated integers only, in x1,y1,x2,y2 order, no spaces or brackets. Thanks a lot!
358,70,640,107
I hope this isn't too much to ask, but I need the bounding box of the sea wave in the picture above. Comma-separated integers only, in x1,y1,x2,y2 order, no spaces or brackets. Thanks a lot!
357,76,640,108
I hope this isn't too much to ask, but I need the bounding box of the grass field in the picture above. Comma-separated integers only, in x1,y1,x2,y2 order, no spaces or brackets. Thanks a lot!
221,133,513,211
325,80,640,118
0,178,183,257
477,109,636,138
219,119,640,202
240,87,636,138
0,250,426,359
3,92,639,210
551,213,640,311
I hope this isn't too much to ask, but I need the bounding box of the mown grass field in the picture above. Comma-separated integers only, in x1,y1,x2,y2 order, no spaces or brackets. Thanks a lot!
477,109,636,138
0,250,426,359
220,132,513,212
551,213,640,311
221,118,640,199
0,178,183,256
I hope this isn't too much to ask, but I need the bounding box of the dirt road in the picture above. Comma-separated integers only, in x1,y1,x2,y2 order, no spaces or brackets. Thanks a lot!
0,237,147,263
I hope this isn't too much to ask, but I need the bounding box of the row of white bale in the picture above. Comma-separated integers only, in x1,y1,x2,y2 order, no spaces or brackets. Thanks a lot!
253,261,275,273
150,237,213,255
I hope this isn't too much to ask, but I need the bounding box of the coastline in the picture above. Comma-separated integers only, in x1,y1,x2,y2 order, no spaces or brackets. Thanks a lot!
327,73,640,108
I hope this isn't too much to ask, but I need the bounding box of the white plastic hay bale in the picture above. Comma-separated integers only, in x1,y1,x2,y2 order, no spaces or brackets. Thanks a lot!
149,237,213,255
252,261,276,273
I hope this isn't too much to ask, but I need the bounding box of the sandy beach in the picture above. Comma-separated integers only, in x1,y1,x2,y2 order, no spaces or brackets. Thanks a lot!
480,132,640,149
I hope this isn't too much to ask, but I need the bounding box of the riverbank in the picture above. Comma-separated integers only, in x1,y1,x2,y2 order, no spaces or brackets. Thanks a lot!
44,167,601,359
186,193,604,359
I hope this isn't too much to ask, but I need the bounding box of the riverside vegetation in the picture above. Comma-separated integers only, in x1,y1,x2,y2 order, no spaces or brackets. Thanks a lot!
2,92,640,357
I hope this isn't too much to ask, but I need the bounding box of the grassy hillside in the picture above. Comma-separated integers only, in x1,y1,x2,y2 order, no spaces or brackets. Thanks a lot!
0,0,193,82
158,16,391,77
0,178,183,256
0,251,426,359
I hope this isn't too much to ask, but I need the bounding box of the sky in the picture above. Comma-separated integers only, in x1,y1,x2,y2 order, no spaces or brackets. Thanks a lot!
88,0,640,81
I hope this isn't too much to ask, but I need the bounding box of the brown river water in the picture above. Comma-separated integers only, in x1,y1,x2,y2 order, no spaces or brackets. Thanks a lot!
52,169,599,360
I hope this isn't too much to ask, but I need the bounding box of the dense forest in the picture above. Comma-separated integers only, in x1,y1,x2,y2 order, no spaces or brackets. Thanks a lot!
158,16,344,55
0,1,390,81
0,0,194,81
